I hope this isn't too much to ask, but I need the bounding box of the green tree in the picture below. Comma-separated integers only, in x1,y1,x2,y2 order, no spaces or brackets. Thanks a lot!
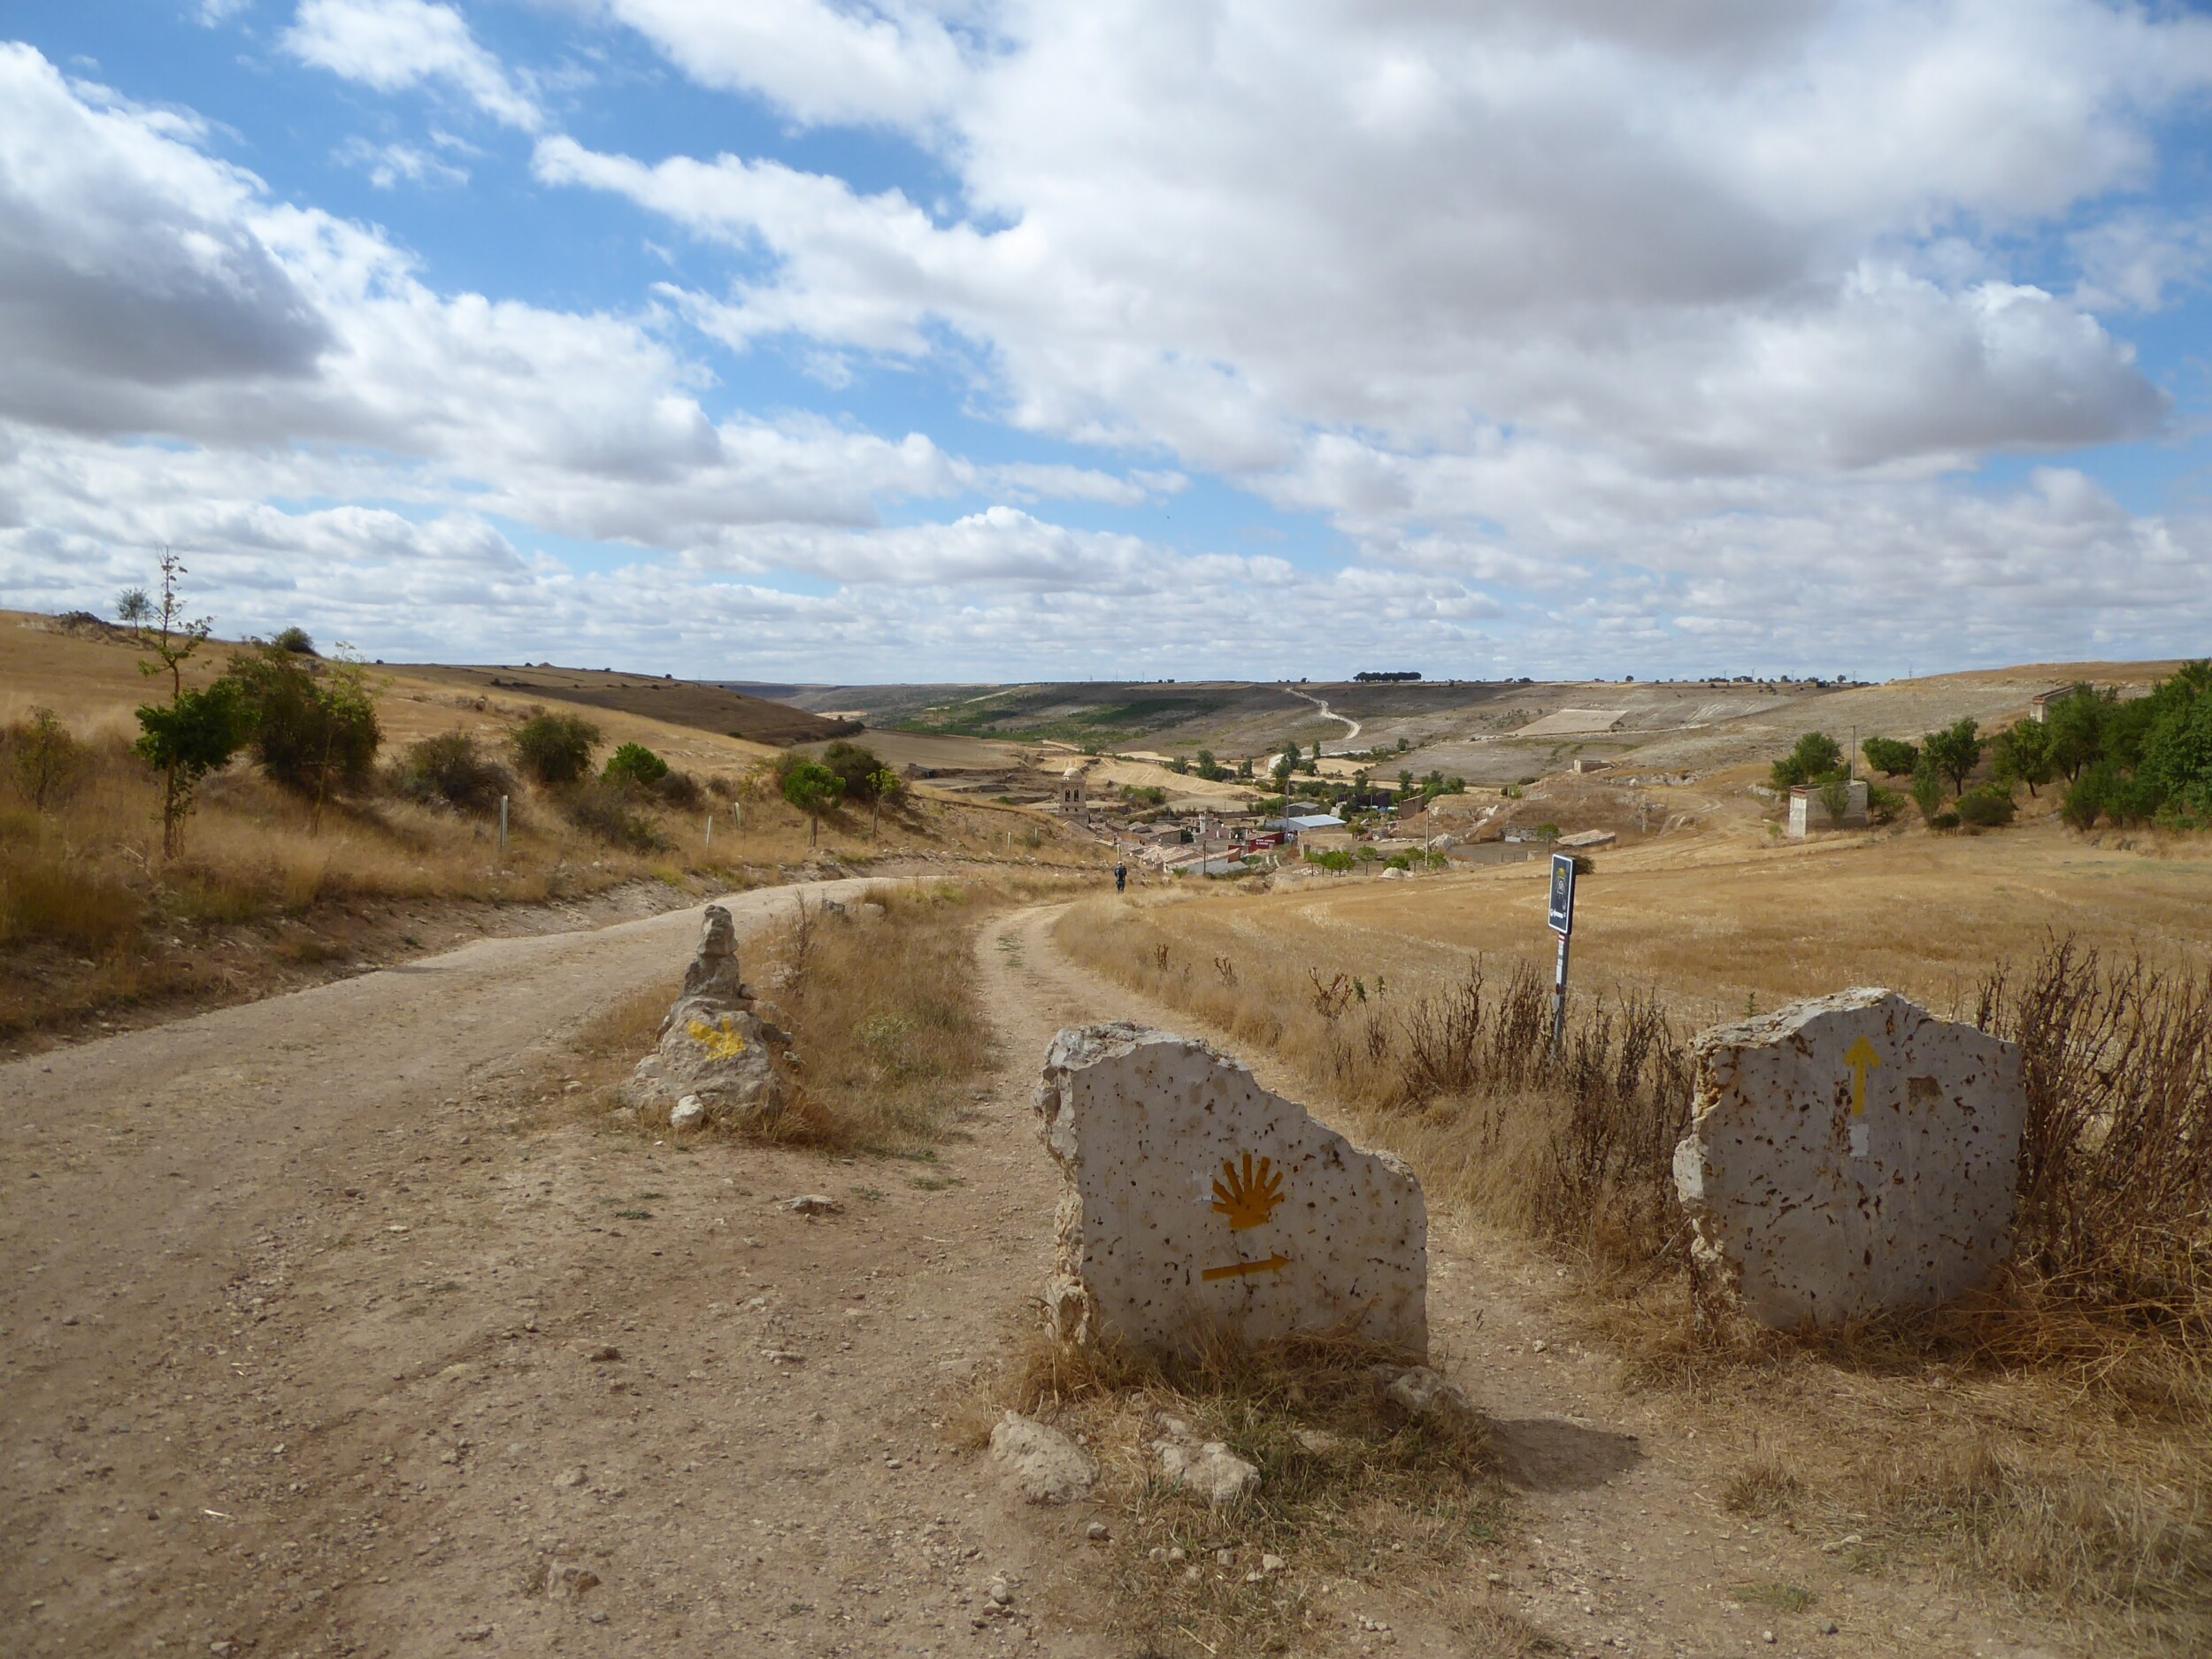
134,684,246,856
218,643,382,825
510,710,601,785
1990,720,2054,797
866,766,903,837
1861,736,1918,778
780,759,843,846
1922,718,1983,798
272,626,316,656
603,741,671,788
115,587,152,626
1771,731,1844,790
10,707,84,810
129,551,242,857
2137,663,2212,818
2043,686,2105,781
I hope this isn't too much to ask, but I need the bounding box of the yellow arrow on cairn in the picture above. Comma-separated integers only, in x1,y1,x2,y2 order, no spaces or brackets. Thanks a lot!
1844,1035,1882,1118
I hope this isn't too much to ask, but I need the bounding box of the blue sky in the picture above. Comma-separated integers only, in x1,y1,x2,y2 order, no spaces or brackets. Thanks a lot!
2,1,2209,682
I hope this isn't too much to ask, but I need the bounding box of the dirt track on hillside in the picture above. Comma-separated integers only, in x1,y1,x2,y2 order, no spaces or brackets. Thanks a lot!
3,892,2078,1658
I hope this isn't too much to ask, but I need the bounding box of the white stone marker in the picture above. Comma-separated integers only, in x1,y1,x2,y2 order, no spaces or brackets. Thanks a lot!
1033,1023,1426,1356
1672,988,2024,1328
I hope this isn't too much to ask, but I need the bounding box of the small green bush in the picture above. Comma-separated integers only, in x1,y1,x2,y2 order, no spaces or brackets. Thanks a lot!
218,645,380,797
272,626,316,656
655,769,703,810
394,730,512,817
1910,757,1946,822
564,778,666,850
1957,785,2017,827
820,740,889,803
1929,810,1962,832
8,707,85,810
1306,848,1355,872
511,709,601,786
1865,782,1904,825
603,741,671,788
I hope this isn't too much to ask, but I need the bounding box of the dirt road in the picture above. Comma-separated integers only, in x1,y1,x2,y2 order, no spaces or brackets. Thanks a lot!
4,893,2070,1658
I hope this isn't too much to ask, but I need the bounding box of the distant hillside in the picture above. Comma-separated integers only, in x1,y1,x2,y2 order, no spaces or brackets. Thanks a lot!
399,664,859,747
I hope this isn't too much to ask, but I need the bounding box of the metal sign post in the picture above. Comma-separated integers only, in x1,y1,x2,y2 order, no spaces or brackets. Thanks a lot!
1548,852,1577,1049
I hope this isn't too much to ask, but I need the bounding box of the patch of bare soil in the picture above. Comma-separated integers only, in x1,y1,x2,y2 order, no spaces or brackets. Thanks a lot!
1,884,2083,1659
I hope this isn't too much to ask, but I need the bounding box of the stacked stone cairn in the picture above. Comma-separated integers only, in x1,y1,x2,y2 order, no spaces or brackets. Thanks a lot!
623,904,789,1131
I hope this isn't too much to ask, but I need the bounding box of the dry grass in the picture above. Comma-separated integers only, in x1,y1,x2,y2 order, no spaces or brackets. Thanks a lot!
753,876,1078,1155
1056,898,1701,1276
964,1324,1525,1658
565,874,1084,1155
1057,893,2212,1649
0,612,1106,1040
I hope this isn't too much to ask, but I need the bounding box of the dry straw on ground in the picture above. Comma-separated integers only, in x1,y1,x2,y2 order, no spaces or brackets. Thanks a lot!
1056,893,2212,1649
964,1323,1528,1659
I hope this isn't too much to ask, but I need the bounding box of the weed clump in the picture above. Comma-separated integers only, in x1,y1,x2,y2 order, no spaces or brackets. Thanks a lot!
969,1324,1509,1659
391,730,513,817
562,777,667,852
510,708,600,785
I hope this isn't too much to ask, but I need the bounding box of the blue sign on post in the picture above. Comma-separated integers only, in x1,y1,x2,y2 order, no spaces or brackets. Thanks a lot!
1548,852,1577,936
1548,851,1577,1047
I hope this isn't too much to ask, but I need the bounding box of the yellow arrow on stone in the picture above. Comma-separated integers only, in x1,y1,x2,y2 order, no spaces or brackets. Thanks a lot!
1844,1034,1881,1118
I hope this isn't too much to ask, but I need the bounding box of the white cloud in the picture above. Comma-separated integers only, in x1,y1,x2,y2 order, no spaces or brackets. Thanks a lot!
283,0,542,130
7,8,2212,682
2070,211,2212,313
597,0,967,134
562,0,2206,484
334,135,471,188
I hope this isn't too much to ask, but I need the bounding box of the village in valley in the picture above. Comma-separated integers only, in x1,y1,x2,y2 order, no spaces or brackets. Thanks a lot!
7,5,2212,1659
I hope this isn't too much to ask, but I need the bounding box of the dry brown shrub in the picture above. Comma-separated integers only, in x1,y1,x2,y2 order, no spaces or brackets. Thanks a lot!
1723,1455,1804,1517
1058,897,2212,1642
1975,936,2212,1349
1056,898,1699,1275
731,874,1081,1155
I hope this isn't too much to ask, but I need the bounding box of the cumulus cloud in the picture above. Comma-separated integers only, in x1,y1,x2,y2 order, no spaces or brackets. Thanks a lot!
595,0,966,134
283,0,543,130
6,4,2212,680
557,0,2204,481
0,46,330,428
334,135,471,188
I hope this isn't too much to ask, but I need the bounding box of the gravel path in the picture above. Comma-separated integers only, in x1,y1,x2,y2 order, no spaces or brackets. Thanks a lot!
1,889,2071,1658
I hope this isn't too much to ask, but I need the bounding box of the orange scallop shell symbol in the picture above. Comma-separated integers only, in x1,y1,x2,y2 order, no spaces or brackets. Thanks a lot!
1210,1152,1285,1231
